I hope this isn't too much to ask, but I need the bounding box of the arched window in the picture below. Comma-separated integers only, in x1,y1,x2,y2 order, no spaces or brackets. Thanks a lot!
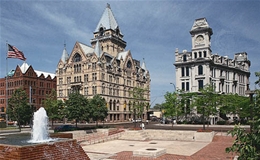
199,52,202,57
198,65,203,75
73,53,81,62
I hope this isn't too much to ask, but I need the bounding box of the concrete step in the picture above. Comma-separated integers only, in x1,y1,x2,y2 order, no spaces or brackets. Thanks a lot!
119,130,149,141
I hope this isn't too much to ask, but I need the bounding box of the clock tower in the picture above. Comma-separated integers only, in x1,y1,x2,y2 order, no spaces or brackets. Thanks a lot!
190,18,213,58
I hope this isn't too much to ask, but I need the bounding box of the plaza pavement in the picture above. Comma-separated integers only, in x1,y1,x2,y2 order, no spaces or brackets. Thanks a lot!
81,138,210,160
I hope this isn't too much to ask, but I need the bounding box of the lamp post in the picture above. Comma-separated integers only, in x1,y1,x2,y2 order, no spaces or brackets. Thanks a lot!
170,83,177,123
245,90,255,132
170,83,176,92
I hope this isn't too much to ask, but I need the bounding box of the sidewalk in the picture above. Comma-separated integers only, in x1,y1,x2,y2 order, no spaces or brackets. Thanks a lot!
156,123,250,128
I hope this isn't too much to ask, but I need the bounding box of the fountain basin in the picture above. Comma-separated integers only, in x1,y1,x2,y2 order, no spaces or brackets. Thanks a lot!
133,147,166,158
0,138,90,160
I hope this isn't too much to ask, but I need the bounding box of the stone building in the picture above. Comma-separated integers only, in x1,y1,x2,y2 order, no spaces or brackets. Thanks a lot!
0,62,56,120
174,18,251,123
174,18,250,95
56,4,150,122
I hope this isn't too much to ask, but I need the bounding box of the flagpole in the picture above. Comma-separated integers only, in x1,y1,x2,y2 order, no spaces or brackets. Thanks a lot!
5,41,9,126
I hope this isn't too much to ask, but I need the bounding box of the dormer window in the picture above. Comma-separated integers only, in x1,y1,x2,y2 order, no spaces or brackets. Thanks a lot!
73,53,82,62
127,60,132,68
99,27,104,36
116,27,120,35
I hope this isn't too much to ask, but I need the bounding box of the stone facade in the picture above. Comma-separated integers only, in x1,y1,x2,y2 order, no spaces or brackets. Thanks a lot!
174,18,250,95
56,4,150,122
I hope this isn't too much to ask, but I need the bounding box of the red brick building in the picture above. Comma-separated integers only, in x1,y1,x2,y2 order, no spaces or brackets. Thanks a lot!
0,62,56,120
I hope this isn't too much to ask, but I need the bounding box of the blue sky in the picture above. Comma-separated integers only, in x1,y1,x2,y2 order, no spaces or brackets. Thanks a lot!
1,0,260,106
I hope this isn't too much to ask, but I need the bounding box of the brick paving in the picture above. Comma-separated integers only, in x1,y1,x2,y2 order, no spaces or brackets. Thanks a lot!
108,135,237,160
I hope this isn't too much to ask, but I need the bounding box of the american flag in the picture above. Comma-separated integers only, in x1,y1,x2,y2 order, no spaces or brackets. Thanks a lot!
7,44,26,61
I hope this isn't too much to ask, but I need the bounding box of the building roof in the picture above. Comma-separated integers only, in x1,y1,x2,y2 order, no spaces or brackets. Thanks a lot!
191,18,210,30
19,62,55,79
61,44,69,63
94,41,102,58
94,3,122,34
78,42,94,54
34,70,55,79
141,59,147,71
117,50,128,60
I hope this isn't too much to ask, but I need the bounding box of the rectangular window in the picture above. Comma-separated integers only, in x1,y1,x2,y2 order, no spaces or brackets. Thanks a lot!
182,82,185,90
186,82,189,91
198,80,203,90
181,67,185,77
186,67,189,76
183,55,187,62
84,87,88,95
59,78,63,85
59,90,63,97
102,73,105,80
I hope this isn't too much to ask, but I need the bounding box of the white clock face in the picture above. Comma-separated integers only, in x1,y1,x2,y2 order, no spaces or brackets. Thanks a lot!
195,35,204,44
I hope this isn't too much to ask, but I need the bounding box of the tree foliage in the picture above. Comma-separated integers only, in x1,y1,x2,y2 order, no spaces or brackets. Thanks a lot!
130,87,149,121
163,92,179,119
153,103,163,110
7,88,33,130
192,84,220,129
43,89,64,127
220,93,250,122
226,89,260,159
89,95,108,126
64,92,90,127
255,71,260,86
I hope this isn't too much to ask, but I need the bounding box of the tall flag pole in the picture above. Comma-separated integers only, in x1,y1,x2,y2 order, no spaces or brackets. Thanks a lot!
6,43,26,126
5,42,8,126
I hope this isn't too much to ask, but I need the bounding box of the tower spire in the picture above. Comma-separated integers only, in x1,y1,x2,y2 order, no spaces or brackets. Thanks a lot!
91,4,126,57
107,3,111,9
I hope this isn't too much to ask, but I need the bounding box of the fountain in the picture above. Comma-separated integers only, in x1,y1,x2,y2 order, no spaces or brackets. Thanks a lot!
29,107,52,143
0,107,90,160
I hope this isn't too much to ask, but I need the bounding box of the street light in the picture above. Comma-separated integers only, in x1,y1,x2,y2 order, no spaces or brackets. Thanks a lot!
170,83,176,92
170,83,177,124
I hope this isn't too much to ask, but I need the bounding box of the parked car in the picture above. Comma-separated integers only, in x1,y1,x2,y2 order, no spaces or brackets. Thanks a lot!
54,125,77,132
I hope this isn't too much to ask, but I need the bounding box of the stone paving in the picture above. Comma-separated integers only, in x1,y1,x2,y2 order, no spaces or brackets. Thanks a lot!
81,132,237,160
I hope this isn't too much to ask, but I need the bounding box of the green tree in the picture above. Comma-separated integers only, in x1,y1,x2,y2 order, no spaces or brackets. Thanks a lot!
192,84,219,130
7,88,33,131
153,103,163,110
163,91,194,125
43,89,64,128
220,93,250,123
254,71,260,86
65,92,90,128
226,89,260,159
89,95,108,126
163,92,178,120
130,87,149,127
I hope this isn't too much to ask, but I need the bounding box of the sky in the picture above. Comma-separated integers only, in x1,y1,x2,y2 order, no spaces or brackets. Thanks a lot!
1,0,260,107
